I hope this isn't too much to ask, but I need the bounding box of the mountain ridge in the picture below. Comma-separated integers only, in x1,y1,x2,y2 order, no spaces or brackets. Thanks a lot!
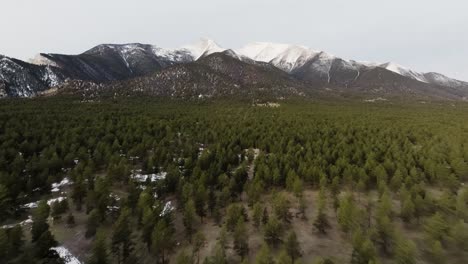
1,38,467,100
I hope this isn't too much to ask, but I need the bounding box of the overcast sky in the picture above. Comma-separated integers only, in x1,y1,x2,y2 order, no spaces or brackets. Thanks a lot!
1,0,467,80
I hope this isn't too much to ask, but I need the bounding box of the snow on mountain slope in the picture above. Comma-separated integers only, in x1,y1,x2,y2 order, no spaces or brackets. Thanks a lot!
379,62,428,83
424,72,468,88
30,54,59,67
239,42,459,87
270,45,321,72
237,42,292,63
181,38,226,60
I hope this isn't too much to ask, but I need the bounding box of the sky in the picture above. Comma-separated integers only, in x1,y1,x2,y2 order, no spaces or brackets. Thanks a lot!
1,0,467,80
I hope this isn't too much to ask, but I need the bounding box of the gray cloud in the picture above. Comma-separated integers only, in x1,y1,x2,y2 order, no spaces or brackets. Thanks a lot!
1,0,467,80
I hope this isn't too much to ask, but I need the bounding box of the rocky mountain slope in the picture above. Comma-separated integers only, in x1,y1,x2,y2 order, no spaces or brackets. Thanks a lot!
0,55,65,97
54,52,306,99
1,39,467,100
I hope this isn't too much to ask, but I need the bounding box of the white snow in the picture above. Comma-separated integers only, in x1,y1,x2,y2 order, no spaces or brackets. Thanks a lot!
237,42,338,74
1,216,33,229
51,177,71,189
160,201,174,216
51,246,81,264
181,38,225,60
29,54,59,67
237,42,292,63
270,45,321,72
379,62,428,83
131,170,167,183
364,97,388,102
21,197,66,209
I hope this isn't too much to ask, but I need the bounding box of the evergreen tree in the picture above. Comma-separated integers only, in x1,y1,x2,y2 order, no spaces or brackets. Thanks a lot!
111,208,134,264
252,202,263,228
255,244,273,264
183,199,196,241
285,231,301,262
86,209,100,238
88,230,108,264
394,238,417,264
152,219,174,264
264,216,283,246
233,218,249,259
192,231,206,264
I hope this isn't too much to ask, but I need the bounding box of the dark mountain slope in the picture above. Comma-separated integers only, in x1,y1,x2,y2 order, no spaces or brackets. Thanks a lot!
54,52,307,99
0,56,66,97
36,43,193,82
347,67,467,100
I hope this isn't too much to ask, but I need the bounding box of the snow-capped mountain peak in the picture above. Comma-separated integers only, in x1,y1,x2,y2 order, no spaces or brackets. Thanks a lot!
238,42,334,72
270,45,322,72
181,38,225,60
237,42,292,63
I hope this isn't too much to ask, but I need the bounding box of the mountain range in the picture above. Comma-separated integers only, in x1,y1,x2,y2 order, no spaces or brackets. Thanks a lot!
1,38,467,100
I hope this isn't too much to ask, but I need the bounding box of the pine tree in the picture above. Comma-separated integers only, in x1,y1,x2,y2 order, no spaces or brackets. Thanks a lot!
192,231,206,264
285,231,301,262
262,207,269,225
88,230,108,264
111,208,134,264
264,216,282,246
394,238,416,264
0,229,9,260
252,203,263,228
277,250,293,264
152,219,174,264
400,195,415,222
314,188,330,234
183,199,196,241
31,200,50,242
34,230,57,258
71,175,86,211
233,218,249,259
255,244,273,264
86,209,100,238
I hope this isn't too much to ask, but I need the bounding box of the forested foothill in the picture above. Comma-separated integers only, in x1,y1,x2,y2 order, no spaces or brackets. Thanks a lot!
1,96,468,264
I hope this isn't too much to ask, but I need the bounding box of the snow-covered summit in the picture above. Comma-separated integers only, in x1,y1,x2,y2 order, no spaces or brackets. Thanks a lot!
181,38,226,60
237,42,337,73
237,42,292,63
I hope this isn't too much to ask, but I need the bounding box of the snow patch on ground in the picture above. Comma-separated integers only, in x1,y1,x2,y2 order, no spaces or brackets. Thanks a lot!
22,197,67,209
51,177,71,192
254,102,280,107
51,246,81,264
1,216,33,229
160,201,174,216
131,169,167,183
364,97,388,103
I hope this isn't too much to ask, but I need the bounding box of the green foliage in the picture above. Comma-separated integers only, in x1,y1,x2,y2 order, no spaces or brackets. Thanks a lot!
86,209,100,238
183,199,196,240
337,194,359,232
264,216,283,246
111,208,134,264
252,202,263,228
233,218,249,259
255,244,273,264
2,98,468,263
285,231,301,262
88,230,109,264
152,219,174,264
192,231,206,264
394,238,417,264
